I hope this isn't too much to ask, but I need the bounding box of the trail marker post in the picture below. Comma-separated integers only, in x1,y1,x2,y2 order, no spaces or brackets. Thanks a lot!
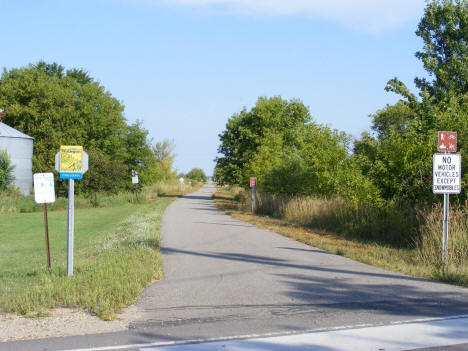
131,169,139,185
250,177,257,213
33,173,56,269
433,132,461,263
55,146,88,276
132,169,139,201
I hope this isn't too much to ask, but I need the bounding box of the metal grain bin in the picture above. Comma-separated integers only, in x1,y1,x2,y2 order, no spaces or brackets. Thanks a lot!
0,122,34,195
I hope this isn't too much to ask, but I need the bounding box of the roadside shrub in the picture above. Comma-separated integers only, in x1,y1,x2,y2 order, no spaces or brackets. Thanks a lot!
0,149,15,192
233,189,248,204
186,168,207,183
254,192,288,217
72,149,128,197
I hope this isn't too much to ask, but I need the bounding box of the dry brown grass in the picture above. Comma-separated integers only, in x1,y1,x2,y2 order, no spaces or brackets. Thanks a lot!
415,203,468,284
223,189,418,246
148,181,204,197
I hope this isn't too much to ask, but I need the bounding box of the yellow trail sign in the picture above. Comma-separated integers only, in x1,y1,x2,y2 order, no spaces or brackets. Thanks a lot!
59,146,83,174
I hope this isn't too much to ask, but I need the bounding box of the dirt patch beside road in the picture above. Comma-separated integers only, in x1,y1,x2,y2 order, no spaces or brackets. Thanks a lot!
0,306,139,342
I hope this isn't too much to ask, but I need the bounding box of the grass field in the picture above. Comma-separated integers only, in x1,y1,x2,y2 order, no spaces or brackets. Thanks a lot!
0,183,198,320
0,181,199,214
1,205,140,272
213,187,468,287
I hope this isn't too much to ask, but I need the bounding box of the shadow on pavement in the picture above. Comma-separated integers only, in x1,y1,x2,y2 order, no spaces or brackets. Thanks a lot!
182,195,213,201
161,247,438,284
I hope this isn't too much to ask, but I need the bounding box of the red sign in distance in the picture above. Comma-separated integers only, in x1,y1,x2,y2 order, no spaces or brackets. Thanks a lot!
250,177,257,188
438,131,457,152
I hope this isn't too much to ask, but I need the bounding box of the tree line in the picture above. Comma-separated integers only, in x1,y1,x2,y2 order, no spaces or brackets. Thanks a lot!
215,0,467,208
0,62,176,195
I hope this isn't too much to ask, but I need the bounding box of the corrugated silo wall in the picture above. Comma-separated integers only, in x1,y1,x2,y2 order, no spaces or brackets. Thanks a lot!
0,137,33,195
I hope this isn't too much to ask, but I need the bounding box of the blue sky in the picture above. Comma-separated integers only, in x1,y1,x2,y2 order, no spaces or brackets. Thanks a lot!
1,0,428,175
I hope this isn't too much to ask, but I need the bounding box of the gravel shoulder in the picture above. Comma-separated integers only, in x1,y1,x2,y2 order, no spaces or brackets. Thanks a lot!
0,306,140,342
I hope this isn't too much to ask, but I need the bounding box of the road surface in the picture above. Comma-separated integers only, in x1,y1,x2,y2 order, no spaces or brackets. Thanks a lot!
2,183,468,351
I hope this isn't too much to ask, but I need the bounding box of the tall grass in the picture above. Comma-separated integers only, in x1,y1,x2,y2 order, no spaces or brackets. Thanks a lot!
253,192,420,247
146,180,202,197
416,204,468,284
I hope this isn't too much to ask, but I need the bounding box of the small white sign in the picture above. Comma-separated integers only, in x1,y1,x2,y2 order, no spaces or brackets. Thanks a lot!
132,176,139,184
34,173,56,204
179,177,184,185
433,154,462,194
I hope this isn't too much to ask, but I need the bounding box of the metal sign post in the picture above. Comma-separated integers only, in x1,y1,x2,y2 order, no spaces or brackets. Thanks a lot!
433,132,461,263
251,186,256,213
43,203,51,268
67,179,75,276
33,173,56,269
442,193,449,262
55,146,88,276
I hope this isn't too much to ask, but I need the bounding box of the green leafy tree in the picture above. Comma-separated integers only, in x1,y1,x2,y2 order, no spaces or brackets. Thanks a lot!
433,92,468,196
0,149,15,192
0,61,128,173
74,149,128,196
144,139,177,183
369,102,417,139
251,124,379,202
215,96,379,201
186,168,207,183
122,121,155,185
0,61,163,194
355,1,468,204
261,125,347,196
354,94,468,203
215,96,311,187
354,129,435,203
414,0,468,100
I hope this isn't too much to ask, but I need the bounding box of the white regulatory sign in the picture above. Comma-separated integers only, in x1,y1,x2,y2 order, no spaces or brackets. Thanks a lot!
433,153,461,194
34,173,56,204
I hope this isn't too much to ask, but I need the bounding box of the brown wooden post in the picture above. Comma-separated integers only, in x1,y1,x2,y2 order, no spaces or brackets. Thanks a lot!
43,203,51,269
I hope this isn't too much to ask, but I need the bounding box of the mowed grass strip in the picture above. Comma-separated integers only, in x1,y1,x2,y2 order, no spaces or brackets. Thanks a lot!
0,197,173,320
212,188,468,287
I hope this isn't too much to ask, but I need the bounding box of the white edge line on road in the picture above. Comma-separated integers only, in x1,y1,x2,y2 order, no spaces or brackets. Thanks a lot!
61,314,468,351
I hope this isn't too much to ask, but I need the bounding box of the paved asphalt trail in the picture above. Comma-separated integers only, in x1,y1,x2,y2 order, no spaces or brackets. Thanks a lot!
3,183,468,351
